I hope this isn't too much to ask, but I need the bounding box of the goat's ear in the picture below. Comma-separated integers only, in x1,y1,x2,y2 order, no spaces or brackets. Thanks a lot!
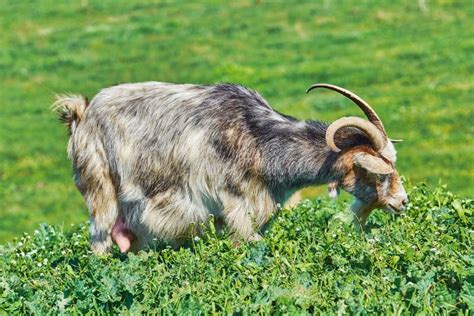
353,152,393,175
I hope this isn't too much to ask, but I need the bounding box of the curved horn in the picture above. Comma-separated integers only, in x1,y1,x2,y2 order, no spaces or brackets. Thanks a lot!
306,83,387,137
326,117,386,152
390,138,403,143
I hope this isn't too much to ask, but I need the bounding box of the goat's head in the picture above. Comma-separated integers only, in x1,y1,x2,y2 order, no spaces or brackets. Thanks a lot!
307,83,408,225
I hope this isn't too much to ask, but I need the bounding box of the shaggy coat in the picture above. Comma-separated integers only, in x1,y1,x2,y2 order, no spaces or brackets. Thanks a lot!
55,82,407,254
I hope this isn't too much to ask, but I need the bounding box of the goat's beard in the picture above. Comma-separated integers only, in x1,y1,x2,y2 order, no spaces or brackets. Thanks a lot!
351,198,376,228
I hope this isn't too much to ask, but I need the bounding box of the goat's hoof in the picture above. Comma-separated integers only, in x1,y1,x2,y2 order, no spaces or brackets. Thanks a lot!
249,233,262,242
91,241,112,256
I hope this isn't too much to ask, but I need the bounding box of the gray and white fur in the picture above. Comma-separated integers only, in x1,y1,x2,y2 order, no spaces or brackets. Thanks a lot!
54,82,408,254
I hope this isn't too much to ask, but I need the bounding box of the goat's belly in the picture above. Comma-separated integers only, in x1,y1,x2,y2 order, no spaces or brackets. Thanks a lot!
139,190,219,243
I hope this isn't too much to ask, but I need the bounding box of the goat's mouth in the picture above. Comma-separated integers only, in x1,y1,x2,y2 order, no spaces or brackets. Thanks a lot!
386,203,402,214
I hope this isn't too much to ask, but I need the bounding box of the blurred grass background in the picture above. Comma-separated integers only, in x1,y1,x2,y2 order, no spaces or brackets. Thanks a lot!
0,0,472,242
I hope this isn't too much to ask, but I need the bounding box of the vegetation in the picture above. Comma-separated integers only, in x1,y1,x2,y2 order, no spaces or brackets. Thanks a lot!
1,185,472,314
0,0,472,242
0,1,473,312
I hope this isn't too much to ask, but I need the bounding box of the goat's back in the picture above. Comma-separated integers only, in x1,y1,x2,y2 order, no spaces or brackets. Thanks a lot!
73,82,276,203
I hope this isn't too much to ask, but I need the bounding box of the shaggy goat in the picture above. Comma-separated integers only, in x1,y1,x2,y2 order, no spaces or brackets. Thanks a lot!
55,82,408,254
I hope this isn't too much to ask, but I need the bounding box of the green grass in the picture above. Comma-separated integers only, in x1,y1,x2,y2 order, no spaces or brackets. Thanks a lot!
0,2,473,242
1,185,472,314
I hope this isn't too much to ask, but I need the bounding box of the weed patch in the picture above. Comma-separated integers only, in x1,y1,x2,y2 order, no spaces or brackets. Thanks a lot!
1,185,472,314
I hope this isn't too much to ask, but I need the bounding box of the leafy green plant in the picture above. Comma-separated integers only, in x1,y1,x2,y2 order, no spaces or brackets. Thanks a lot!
1,185,472,314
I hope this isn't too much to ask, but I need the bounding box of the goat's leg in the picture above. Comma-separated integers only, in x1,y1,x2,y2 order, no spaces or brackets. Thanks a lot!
351,199,376,229
81,176,119,255
74,148,119,255
220,192,264,243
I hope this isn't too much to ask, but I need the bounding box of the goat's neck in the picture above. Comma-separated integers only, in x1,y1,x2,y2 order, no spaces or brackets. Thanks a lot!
262,120,342,196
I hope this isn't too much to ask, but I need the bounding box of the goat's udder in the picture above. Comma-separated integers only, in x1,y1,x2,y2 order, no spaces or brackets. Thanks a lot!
111,215,136,253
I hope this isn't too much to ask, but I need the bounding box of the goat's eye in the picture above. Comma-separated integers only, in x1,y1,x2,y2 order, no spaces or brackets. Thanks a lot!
378,174,389,181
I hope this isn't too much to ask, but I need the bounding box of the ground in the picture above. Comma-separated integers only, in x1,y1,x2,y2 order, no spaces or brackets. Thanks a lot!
0,185,472,313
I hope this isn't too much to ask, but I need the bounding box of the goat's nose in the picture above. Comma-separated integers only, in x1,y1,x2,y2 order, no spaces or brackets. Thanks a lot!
400,198,409,211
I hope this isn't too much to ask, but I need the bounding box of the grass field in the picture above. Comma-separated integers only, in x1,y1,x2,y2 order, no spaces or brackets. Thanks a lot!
0,2,473,243
1,185,472,313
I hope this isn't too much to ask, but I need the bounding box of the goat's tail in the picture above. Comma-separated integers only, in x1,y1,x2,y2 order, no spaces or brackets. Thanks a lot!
52,94,88,134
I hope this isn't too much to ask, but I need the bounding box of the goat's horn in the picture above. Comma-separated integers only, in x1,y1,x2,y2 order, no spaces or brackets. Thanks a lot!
326,117,386,152
306,83,388,138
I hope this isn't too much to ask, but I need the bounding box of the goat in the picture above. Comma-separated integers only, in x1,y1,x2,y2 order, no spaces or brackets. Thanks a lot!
54,82,408,254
